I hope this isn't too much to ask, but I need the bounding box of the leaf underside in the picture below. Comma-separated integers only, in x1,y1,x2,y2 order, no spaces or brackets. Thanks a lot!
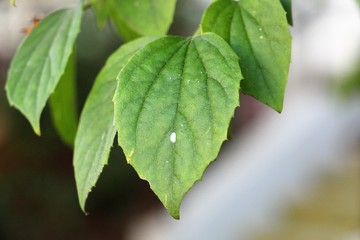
74,37,161,212
201,0,291,112
6,3,83,134
49,52,78,146
113,33,243,218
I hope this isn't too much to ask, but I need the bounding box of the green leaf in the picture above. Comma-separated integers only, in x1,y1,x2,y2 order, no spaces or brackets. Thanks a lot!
113,33,242,218
109,12,141,41
10,0,16,7
49,52,78,146
6,2,83,135
108,0,176,41
201,0,291,112
90,0,109,28
74,36,160,213
280,0,293,25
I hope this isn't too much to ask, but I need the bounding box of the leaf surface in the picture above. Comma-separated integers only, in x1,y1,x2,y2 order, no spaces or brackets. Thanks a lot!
108,0,176,41
74,36,160,212
113,33,242,218
6,3,83,134
201,0,291,112
49,52,78,146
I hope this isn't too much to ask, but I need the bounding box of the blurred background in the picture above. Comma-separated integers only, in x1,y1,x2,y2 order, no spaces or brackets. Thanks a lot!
0,0,359,239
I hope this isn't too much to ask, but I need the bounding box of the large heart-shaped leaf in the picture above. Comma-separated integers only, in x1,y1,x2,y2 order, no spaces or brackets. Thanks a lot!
74,36,160,212
6,2,83,134
113,33,243,218
108,0,176,41
201,0,291,112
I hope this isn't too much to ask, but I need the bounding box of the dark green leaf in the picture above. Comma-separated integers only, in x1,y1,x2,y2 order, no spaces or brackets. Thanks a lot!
49,52,78,146
6,2,83,135
74,36,160,212
113,33,242,218
280,0,293,25
201,0,291,112
108,0,176,41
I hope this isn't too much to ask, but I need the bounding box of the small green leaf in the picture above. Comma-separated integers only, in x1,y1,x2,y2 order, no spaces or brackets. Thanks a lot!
74,36,160,213
280,0,293,25
49,52,78,146
6,2,83,134
90,0,109,28
108,0,176,41
201,0,291,112
10,0,16,7
113,33,242,218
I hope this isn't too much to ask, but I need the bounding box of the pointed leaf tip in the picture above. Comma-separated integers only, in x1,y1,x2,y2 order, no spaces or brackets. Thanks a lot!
34,127,41,136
